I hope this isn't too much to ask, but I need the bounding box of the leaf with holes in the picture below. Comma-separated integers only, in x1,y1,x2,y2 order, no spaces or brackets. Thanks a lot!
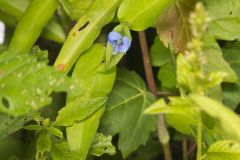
89,133,116,156
203,0,240,41
157,0,197,52
0,50,76,116
206,140,240,160
100,68,157,158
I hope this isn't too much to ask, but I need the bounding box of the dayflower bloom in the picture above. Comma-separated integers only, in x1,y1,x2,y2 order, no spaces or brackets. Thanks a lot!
0,20,5,45
108,31,131,54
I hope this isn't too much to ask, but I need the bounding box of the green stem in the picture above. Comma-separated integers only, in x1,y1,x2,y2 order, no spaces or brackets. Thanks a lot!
197,111,202,160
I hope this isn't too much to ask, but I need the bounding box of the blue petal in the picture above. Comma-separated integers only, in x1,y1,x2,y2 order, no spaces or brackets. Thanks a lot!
108,31,121,45
122,36,131,48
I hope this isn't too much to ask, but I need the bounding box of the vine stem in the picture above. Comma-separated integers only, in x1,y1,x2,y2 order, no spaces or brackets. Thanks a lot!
197,111,202,160
138,31,172,160
183,138,188,160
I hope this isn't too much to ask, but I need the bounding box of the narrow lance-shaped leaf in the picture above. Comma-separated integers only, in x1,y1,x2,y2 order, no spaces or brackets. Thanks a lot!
9,0,59,53
100,68,157,158
1,0,66,44
64,44,117,160
55,97,107,126
54,0,122,73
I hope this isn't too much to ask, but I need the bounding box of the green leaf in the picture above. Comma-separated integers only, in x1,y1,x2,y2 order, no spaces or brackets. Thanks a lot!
222,83,240,110
145,97,197,134
191,94,240,143
51,141,81,160
208,18,240,41
203,36,238,83
156,0,197,52
48,127,63,139
105,25,132,70
37,133,51,153
54,0,122,73
0,114,27,140
150,37,172,67
58,0,94,20
0,50,76,116
24,125,42,131
157,62,176,90
100,68,157,158
69,44,116,98
64,44,117,158
203,0,240,41
0,0,66,43
89,133,116,156
207,140,240,160
118,0,173,31
222,42,240,79
55,97,107,126
202,0,240,20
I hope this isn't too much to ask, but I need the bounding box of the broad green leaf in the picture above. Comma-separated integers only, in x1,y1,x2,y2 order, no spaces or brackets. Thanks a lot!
118,0,173,31
89,133,116,156
202,0,240,20
54,0,122,72
150,37,172,67
0,50,76,116
0,114,27,140
149,37,176,90
222,42,240,79
126,136,162,160
100,68,157,158
222,83,240,110
191,94,240,142
203,0,240,41
157,62,176,90
208,18,240,41
207,140,240,160
55,97,107,126
203,36,237,83
58,0,94,20
157,0,197,52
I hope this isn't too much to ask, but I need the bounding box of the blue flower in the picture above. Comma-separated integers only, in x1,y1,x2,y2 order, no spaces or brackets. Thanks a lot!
108,31,131,54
